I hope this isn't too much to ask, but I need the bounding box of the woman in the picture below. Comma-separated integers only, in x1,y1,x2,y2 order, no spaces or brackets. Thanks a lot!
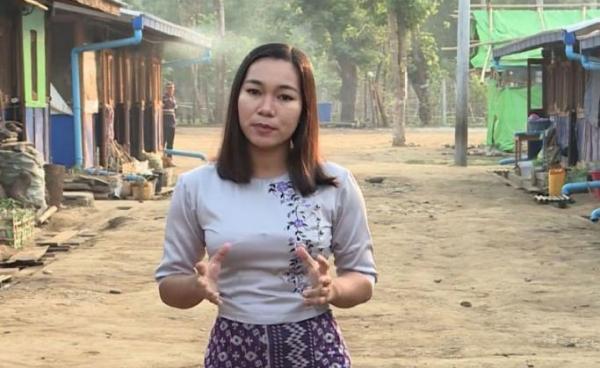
156,43,377,367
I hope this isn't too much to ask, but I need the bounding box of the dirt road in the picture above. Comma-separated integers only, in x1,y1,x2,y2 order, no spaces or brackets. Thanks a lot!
1,127,599,368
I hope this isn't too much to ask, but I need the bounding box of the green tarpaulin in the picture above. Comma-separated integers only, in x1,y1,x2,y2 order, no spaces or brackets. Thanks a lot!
472,9,600,150
472,9,600,69
485,80,541,151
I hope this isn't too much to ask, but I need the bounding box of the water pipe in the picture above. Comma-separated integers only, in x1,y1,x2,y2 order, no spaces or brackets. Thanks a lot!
561,180,600,196
564,32,581,62
590,208,600,222
165,149,207,160
563,31,600,71
498,155,529,165
498,157,515,165
162,48,211,68
581,53,600,71
71,16,144,168
491,58,505,71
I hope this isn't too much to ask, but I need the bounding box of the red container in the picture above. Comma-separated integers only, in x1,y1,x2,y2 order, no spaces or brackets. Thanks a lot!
591,171,600,199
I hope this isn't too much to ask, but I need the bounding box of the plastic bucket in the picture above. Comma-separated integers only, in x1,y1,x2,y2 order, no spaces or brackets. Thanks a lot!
317,102,332,123
548,168,566,196
591,171,600,199
131,181,154,200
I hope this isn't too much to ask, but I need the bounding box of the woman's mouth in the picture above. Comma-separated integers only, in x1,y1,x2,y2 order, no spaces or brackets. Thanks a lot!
252,123,276,135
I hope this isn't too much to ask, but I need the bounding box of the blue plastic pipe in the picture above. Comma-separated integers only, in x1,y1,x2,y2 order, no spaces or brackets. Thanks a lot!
162,48,212,68
165,149,207,160
563,31,600,71
565,44,582,62
581,54,600,71
71,16,144,168
590,208,600,222
561,180,600,196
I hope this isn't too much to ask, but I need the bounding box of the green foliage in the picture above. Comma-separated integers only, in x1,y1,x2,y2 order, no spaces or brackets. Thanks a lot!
388,0,438,29
129,0,447,124
291,0,386,66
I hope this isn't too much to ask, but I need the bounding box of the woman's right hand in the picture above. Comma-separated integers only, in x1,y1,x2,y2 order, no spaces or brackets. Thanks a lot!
193,243,230,305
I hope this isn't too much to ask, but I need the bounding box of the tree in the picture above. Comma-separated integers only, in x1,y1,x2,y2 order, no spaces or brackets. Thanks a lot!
213,0,226,125
408,30,440,126
388,0,438,146
292,0,385,123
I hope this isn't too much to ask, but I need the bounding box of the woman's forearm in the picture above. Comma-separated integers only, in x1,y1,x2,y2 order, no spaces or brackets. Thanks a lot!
329,272,373,308
158,274,206,309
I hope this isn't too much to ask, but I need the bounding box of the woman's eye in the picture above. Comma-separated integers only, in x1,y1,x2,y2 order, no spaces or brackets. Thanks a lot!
246,88,261,95
279,94,295,101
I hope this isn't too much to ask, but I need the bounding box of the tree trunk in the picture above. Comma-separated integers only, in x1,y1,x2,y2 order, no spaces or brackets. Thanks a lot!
337,57,357,123
213,0,226,125
388,7,407,146
191,64,203,125
408,31,432,126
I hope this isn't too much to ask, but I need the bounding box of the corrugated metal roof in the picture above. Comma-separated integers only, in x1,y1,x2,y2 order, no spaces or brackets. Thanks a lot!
51,2,211,48
579,30,600,51
121,9,211,48
493,18,600,59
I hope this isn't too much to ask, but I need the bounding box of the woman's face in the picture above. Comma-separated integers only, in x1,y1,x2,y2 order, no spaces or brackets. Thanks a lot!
238,58,302,152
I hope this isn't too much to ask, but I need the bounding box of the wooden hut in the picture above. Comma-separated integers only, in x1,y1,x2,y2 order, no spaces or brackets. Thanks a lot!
493,19,600,167
48,1,210,168
0,0,52,159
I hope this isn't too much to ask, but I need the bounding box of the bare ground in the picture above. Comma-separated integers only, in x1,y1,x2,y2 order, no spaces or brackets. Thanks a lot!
1,126,599,368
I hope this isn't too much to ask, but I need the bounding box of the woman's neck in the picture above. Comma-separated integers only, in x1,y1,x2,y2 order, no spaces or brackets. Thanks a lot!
250,145,288,178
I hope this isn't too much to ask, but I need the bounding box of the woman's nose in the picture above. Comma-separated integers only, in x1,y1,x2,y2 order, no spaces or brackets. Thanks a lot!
257,96,275,117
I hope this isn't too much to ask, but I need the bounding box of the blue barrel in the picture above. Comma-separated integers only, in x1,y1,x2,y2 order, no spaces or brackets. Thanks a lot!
50,114,76,167
317,102,332,123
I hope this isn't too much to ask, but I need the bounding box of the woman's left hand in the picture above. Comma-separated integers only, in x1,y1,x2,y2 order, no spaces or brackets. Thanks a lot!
296,246,335,306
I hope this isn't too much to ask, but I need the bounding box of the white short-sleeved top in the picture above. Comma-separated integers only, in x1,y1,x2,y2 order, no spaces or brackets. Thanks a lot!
155,162,377,324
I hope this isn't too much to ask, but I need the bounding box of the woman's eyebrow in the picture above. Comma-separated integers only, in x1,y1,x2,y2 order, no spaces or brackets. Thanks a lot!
244,79,299,93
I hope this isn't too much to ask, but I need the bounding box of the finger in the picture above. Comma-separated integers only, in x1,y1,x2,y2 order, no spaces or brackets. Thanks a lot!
303,286,329,298
210,243,231,265
205,291,221,306
195,262,207,275
315,255,330,275
319,275,331,287
303,295,329,306
302,287,320,298
295,246,318,269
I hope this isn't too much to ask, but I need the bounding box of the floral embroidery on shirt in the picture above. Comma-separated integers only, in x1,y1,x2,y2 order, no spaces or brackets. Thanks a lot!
268,180,324,293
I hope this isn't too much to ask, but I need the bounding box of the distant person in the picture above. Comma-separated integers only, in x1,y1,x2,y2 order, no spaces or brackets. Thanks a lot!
156,43,377,367
162,81,177,167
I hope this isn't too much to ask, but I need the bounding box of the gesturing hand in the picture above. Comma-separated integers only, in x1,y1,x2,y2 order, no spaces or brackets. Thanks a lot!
194,243,230,305
296,246,334,306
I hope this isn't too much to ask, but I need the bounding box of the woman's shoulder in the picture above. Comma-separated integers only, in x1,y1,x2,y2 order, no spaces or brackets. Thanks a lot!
177,163,219,186
321,161,352,181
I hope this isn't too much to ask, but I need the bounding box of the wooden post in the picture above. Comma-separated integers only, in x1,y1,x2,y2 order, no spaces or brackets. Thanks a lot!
455,0,469,166
363,72,368,125
537,0,546,30
442,77,448,126
480,1,494,83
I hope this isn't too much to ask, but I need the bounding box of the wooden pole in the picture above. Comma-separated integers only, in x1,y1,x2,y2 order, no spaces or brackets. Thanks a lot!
537,0,546,30
455,0,469,166
480,1,493,83
442,78,448,126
